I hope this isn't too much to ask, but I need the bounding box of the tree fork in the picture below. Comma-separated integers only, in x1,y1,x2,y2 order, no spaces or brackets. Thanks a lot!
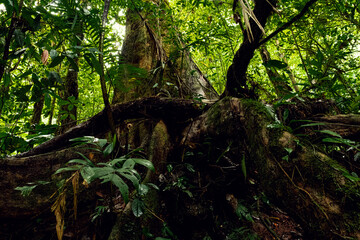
224,0,277,98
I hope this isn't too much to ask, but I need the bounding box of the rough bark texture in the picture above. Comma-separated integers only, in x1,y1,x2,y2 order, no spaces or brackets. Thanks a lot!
113,6,218,103
0,147,90,218
181,98,360,239
224,0,278,98
30,94,45,126
1,97,360,239
58,67,79,134
16,97,207,158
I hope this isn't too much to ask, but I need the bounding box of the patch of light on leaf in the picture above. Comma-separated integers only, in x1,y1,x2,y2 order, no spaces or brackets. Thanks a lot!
0,4,5,12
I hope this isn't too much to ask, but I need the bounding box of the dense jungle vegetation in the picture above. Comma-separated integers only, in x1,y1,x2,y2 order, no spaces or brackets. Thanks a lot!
0,0,359,239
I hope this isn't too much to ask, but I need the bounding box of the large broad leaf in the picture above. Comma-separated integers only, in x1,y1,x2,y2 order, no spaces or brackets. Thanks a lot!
101,174,129,203
131,198,145,217
89,53,103,75
117,169,140,190
80,166,96,183
66,56,79,72
103,142,114,156
49,56,65,68
92,167,115,179
123,159,135,169
132,158,155,172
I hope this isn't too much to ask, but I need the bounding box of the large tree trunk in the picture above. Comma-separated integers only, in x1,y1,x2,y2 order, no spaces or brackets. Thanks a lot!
113,3,218,103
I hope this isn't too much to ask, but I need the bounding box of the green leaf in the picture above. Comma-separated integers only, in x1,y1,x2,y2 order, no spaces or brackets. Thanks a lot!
342,171,360,182
102,174,129,203
67,159,91,166
117,169,140,189
108,157,126,167
355,152,360,162
75,152,93,164
123,159,135,169
241,155,247,180
300,122,327,127
48,71,62,84
60,113,68,120
138,183,149,196
92,167,115,179
132,198,145,217
48,56,65,68
147,183,159,190
18,69,33,79
132,158,155,172
103,142,114,156
90,53,103,75
318,130,342,138
66,56,79,72
54,166,81,174
68,104,74,111
3,72,11,87
322,138,355,145
15,185,37,197
80,166,96,183
185,163,195,173
284,147,293,154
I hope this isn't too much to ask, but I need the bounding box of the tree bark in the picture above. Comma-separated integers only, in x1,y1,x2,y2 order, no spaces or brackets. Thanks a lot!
1,98,359,239
181,98,360,239
16,97,207,158
57,63,79,134
113,5,218,103
224,0,277,98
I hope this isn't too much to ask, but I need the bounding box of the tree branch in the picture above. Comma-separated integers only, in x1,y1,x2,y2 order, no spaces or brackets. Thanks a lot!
258,0,318,47
15,97,209,158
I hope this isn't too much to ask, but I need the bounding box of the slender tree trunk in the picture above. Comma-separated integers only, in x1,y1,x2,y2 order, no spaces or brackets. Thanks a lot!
260,45,292,97
224,0,277,98
57,20,84,134
275,39,300,92
30,94,45,126
58,66,79,134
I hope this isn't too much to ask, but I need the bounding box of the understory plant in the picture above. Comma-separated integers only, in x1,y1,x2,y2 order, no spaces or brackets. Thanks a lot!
16,135,156,240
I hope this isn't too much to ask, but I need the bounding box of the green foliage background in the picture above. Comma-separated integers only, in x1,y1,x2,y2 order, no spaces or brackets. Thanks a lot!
0,0,359,155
